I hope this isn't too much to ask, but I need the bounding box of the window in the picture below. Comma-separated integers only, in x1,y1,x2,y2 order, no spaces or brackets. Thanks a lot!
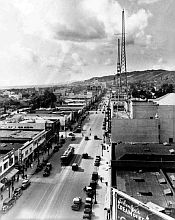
3,162,8,170
9,157,13,166
0,166,2,173
30,147,32,152
25,150,28,156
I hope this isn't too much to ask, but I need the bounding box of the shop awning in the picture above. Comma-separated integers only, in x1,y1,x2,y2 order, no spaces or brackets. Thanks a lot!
0,182,4,189
5,168,19,180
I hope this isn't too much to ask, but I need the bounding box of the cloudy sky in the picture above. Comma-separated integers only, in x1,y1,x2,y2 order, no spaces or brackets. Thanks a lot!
0,0,174,87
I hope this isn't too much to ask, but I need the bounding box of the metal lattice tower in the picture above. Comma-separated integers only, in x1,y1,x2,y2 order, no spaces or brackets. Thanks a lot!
117,38,121,94
120,9,128,99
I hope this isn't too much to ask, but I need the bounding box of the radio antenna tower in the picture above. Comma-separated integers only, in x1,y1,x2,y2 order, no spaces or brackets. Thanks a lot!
120,9,128,100
117,39,121,94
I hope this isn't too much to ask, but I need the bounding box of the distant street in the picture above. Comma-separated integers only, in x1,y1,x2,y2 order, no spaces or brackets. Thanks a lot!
2,111,104,220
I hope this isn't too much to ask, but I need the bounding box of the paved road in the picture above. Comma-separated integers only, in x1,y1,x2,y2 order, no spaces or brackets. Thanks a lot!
1,111,104,220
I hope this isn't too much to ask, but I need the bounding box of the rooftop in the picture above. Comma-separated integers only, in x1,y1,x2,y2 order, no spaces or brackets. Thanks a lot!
113,143,175,161
154,93,175,105
0,129,40,139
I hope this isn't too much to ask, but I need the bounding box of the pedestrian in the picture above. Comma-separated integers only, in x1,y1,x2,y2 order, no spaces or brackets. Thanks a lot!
1,194,3,200
100,177,103,182
83,186,87,192
12,186,14,192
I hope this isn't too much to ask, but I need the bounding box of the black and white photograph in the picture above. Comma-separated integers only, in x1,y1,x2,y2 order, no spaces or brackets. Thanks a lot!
0,0,174,219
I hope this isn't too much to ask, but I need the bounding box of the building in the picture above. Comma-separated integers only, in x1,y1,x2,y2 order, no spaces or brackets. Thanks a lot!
154,93,175,143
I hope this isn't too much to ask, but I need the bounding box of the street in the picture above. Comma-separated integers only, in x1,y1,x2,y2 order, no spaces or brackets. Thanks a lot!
1,111,104,220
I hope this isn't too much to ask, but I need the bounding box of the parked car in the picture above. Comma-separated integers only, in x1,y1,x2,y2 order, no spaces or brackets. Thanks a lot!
13,187,22,199
72,163,78,171
53,146,59,152
42,158,48,166
94,160,100,167
1,197,16,213
21,179,31,190
92,172,98,182
68,133,75,136
83,213,91,219
35,164,43,173
46,163,52,171
43,169,50,177
71,197,82,211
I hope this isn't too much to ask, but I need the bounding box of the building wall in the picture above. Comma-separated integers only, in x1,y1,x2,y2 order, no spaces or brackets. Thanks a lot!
129,100,158,119
111,118,159,143
0,122,45,130
0,150,15,178
158,105,175,143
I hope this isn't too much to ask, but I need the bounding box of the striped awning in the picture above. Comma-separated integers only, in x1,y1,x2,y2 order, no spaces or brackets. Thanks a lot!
5,168,19,180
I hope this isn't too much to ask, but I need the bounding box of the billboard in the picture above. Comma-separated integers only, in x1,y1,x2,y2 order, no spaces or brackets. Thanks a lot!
112,188,174,220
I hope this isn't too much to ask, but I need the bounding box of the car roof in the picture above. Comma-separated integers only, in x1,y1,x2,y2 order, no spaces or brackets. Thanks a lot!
22,179,29,183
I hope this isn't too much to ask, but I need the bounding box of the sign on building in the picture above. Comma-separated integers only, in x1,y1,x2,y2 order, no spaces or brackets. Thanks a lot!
112,188,174,220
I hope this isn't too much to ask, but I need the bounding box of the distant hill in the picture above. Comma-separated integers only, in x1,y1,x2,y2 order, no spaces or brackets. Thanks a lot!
84,69,175,85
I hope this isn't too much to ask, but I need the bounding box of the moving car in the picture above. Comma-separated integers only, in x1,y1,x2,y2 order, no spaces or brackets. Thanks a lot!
72,163,78,171
94,135,98,140
82,153,88,159
21,179,31,190
71,197,82,211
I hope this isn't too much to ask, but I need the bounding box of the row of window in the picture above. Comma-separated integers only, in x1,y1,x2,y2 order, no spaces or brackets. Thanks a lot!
0,157,13,173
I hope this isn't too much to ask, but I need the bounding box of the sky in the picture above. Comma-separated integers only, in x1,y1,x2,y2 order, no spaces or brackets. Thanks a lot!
0,0,174,87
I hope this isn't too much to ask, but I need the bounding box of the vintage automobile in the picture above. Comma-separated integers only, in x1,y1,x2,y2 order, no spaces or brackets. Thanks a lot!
43,169,50,177
21,179,31,190
46,163,52,171
94,135,98,140
72,163,78,171
1,197,16,213
82,153,88,159
35,163,43,173
71,197,82,211
13,187,23,199
71,136,76,141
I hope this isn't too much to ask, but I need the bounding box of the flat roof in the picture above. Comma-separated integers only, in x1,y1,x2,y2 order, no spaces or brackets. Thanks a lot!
0,129,40,139
116,170,175,218
0,142,23,153
114,143,175,161
154,93,175,105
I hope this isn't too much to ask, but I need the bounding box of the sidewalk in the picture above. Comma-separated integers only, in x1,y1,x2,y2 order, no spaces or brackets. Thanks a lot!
92,143,111,220
0,142,56,209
